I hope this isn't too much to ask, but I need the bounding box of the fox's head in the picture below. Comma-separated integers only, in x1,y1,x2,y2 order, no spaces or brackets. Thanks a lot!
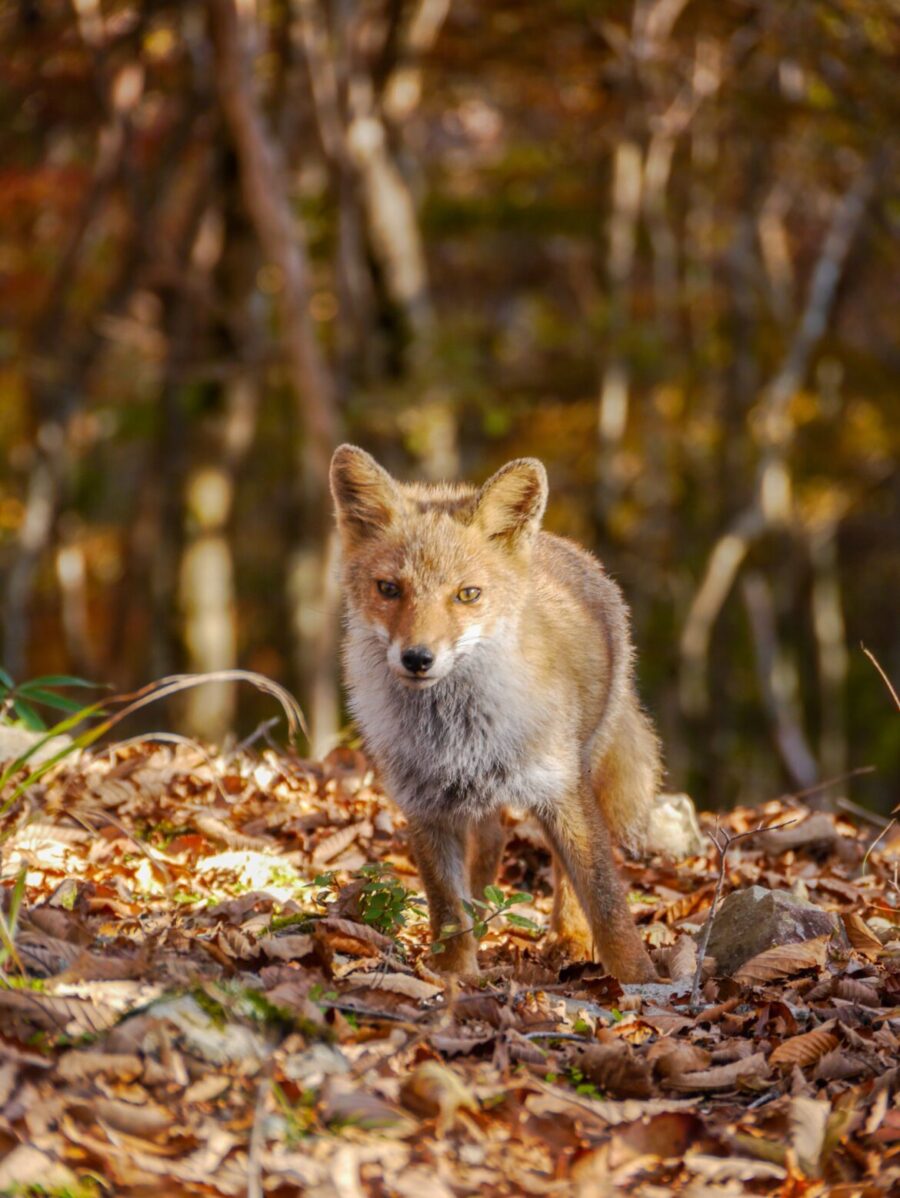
330,445,548,689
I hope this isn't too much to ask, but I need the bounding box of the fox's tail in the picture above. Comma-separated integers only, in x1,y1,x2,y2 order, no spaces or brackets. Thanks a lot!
594,696,662,854
590,577,662,855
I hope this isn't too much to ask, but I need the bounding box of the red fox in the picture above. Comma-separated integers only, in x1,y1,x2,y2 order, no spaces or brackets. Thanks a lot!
330,445,661,982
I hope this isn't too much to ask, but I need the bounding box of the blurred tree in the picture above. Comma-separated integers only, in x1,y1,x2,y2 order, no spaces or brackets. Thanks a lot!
0,0,897,808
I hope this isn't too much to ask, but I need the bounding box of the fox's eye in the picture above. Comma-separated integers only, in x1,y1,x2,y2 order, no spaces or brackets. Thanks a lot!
376,580,401,599
456,586,481,604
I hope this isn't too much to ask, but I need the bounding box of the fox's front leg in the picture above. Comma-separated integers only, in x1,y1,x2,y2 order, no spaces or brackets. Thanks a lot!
541,784,656,983
407,816,478,974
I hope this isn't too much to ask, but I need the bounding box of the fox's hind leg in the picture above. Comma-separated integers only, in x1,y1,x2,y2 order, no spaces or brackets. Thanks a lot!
549,856,593,959
540,780,656,983
468,813,507,903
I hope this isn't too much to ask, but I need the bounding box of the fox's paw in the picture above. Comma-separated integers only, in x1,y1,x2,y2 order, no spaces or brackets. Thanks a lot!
545,929,595,968
429,944,480,979
606,948,659,984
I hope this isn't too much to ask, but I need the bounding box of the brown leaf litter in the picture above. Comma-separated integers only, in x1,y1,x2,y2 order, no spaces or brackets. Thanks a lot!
0,740,898,1196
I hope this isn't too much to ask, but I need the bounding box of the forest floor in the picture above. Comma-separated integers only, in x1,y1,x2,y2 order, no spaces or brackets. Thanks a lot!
0,741,898,1197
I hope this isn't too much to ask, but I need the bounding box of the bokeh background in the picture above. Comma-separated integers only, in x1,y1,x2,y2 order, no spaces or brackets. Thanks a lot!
1,0,897,811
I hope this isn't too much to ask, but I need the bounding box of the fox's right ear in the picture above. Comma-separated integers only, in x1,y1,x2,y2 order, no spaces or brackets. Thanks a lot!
330,445,399,543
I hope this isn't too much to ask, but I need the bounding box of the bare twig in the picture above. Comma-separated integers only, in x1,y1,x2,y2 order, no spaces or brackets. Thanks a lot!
862,818,897,876
234,717,282,756
780,765,875,807
690,817,797,1007
523,1031,592,1043
747,1087,781,1111
835,795,890,829
210,0,342,753
862,644,900,712
857,645,898,861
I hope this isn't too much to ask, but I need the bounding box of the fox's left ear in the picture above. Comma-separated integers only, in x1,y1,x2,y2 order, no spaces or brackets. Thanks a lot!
472,458,547,546
330,444,399,544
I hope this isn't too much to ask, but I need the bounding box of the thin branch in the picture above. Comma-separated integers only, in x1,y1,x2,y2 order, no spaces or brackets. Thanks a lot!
834,796,889,829
234,717,282,756
862,644,900,712
782,765,875,806
862,819,897,876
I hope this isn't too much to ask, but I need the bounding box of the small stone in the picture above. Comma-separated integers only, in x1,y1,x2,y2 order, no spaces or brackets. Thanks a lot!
703,886,840,976
0,726,73,767
645,792,705,858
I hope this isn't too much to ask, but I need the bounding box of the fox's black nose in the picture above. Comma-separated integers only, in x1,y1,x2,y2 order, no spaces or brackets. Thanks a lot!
401,646,434,674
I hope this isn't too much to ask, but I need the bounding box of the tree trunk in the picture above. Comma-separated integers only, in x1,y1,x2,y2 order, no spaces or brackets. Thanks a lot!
210,0,341,754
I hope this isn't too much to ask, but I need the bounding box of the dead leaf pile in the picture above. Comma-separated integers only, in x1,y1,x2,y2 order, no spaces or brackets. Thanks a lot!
0,742,898,1196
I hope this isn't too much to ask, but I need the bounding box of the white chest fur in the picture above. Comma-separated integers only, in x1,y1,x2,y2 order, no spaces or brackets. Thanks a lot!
344,623,572,821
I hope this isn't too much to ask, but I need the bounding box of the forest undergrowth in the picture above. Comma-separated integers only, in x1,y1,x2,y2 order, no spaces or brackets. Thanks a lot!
0,693,898,1197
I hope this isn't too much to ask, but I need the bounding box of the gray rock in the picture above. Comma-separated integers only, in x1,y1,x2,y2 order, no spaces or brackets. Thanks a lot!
703,885,840,976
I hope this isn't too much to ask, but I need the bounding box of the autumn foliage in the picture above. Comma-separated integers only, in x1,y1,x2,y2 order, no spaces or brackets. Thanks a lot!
0,739,898,1195
0,0,898,808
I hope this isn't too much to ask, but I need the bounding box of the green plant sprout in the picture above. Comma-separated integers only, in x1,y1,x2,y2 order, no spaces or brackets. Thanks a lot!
431,885,540,955
312,863,425,937
356,862,426,935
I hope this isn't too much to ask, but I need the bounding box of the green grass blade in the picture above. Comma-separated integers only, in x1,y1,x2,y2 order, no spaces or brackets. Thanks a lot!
0,696,109,796
16,687,103,714
18,675,105,690
11,699,45,731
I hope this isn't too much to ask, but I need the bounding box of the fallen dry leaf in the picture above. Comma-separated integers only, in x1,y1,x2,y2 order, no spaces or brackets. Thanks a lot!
575,1040,653,1099
57,1050,144,1082
843,912,884,959
788,1095,832,1176
257,932,315,961
769,1027,840,1068
668,934,699,981
682,1153,787,1182
94,1094,176,1136
733,935,830,983
667,1052,772,1093
345,970,442,1001
647,1037,713,1080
